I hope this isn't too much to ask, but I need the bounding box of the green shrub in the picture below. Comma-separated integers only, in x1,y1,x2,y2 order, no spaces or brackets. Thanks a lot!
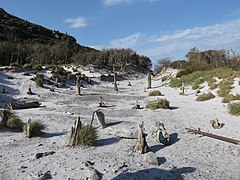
228,103,240,116
222,94,240,103
7,114,24,130
148,90,161,96
196,92,215,101
78,125,98,146
146,98,170,110
23,120,45,137
35,74,44,87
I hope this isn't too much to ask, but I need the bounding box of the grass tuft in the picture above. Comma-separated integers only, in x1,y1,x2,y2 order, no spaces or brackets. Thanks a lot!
78,125,98,146
148,90,161,96
196,92,215,101
23,120,45,137
228,103,240,116
146,98,170,110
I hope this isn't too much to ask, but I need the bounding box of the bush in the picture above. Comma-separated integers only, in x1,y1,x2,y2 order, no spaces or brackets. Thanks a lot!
7,114,24,130
33,64,43,71
196,92,215,101
223,94,240,103
146,98,170,110
148,90,161,96
228,103,240,116
35,74,44,87
23,120,45,137
78,125,98,146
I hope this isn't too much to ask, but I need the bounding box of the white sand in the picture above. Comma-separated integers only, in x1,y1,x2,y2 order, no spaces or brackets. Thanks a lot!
0,69,240,180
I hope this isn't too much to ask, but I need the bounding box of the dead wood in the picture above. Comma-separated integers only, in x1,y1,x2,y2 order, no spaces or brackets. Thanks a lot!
7,101,41,110
147,72,151,89
133,121,149,154
68,117,82,146
91,110,107,129
186,128,240,145
76,76,82,95
1,110,8,127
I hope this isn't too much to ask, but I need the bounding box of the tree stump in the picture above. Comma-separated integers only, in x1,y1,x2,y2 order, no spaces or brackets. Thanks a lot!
76,76,81,95
181,82,185,95
27,87,33,95
147,72,151,89
99,97,106,107
25,119,32,138
1,110,8,127
68,117,82,146
133,122,149,154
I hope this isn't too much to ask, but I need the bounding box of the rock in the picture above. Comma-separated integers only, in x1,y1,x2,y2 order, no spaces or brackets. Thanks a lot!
143,152,159,166
35,151,55,159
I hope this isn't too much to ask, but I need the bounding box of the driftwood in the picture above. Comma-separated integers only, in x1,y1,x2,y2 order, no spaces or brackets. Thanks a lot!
7,101,41,110
91,109,107,129
133,122,149,154
186,128,240,145
68,117,82,146
147,72,151,89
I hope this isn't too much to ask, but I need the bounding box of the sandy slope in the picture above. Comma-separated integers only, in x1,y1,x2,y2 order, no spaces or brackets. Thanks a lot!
0,69,240,180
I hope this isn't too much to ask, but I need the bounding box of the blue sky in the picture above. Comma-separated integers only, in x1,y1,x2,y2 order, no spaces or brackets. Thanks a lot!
1,0,240,63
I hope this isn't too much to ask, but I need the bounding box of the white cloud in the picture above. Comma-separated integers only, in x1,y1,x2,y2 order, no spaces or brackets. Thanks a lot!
64,17,87,28
93,19,240,62
102,0,158,6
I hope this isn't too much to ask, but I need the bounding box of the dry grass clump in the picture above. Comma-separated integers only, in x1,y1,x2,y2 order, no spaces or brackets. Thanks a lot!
148,90,161,96
78,125,98,146
0,110,24,131
23,120,45,137
7,114,24,130
196,92,215,101
222,94,240,103
35,74,44,87
146,98,170,110
228,103,240,116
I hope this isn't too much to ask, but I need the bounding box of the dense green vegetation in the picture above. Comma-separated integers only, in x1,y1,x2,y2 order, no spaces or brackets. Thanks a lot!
0,8,152,71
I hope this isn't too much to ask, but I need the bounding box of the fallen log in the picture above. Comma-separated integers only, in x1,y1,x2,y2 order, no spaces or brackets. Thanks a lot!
186,128,240,145
7,101,41,110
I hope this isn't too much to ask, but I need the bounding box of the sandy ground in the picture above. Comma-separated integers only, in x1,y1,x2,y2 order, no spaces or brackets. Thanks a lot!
0,69,240,180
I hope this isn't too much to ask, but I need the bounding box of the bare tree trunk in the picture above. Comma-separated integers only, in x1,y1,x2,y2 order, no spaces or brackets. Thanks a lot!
147,72,151,89
133,122,149,154
76,76,81,95
68,117,82,146
114,72,118,91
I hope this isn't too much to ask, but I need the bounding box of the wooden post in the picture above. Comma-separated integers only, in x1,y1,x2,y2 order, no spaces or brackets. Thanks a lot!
147,72,151,89
99,97,106,107
68,117,82,146
181,82,185,95
25,119,32,138
114,72,118,91
76,76,81,95
133,122,149,154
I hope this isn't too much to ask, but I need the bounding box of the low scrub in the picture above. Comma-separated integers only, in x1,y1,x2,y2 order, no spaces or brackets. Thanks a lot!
0,110,24,130
146,98,170,110
196,92,215,101
228,103,240,116
35,74,44,87
222,94,240,103
78,125,98,146
23,120,45,137
148,90,161,96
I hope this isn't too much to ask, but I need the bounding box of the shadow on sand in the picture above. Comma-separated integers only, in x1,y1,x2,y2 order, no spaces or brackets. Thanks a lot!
112,167,196,180
97,137,120,146
43,131,67,138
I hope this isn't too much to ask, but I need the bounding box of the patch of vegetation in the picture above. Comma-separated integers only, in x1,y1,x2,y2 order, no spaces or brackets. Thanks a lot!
23,120,45,137
228,103,240,116
0,110,24,130
146,98,170,110
78,125,98,146
217,77,234,97
35,74,44,87
148,90,161,96
222,94,240,103
196,92,215,101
